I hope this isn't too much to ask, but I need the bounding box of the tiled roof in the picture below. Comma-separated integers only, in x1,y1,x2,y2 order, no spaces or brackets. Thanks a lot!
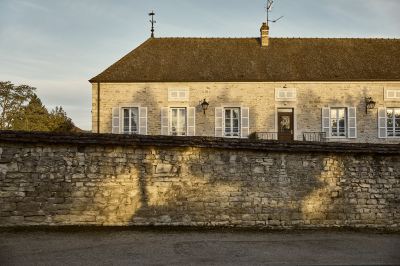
90,37,400,83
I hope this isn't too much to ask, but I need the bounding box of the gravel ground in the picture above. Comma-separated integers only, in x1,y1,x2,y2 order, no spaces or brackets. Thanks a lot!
0,228,399,266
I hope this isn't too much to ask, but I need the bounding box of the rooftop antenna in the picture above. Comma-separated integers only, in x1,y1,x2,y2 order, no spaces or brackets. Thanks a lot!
265,0,283,26
149,11,156,38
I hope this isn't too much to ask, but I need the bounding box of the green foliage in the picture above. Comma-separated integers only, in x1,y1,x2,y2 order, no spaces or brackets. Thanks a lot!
11,95,51,131
1,81,76,132
0,81,36,129
48,106,75,132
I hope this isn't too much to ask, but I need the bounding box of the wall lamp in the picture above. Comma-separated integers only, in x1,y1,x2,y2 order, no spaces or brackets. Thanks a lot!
200,99,209,114
365,97,376,114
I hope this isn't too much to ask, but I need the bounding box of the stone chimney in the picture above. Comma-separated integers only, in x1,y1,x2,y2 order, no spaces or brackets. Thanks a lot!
260,22,269,47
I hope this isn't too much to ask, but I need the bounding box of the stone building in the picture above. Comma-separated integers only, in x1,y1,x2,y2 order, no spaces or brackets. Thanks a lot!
90,23,400,143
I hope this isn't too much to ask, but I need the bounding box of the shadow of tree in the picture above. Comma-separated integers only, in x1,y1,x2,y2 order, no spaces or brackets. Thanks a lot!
1,134,399,228
123,145,399,228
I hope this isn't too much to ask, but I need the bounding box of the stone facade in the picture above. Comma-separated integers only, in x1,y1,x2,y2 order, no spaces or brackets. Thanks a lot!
0,132,399,229
92,81,400,143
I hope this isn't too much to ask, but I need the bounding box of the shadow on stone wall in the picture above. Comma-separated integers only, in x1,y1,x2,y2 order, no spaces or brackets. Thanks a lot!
0,83,399,227
129,148,399,228
125,147,398,228
0,141,399,228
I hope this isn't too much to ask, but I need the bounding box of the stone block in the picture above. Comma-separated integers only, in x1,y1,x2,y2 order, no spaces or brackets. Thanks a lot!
252,166,264,174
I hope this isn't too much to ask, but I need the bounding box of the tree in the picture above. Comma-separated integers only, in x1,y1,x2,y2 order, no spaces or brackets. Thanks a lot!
1,81,76,133
11,98,76,132
0,81,36,129
48,106,75,132
11,95,51,131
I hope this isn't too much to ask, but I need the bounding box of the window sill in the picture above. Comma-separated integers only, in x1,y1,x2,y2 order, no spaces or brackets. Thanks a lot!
325,137,353,140
383,99,400,102
275,99,297,102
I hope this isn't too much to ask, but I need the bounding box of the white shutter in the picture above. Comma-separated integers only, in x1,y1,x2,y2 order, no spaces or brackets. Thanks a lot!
139,107,147,135
378,107,387,138
215,107,223,137
187,107,196,136
112,107,120,134
322,108,330,137
161,107,169,135
241,107,250,138
347,107,357,139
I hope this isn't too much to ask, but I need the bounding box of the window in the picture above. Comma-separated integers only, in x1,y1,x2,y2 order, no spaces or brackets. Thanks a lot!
112,106,147,135
121,107,139,134
224,108,240,137
161,107,195,136
215,107,249,138
168,88,189,101
385,89,400,101
170,107,187,136
386,108,400,137
330,108,347,137
322,107,356,139
275,88,296,101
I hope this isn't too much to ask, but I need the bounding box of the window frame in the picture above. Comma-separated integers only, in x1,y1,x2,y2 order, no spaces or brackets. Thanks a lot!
386,107,400,138
224,107,241,138
169,107,187,136
384,88,400,101
275,88,297,102
329,107,347,138
121,107,139,134
168,88,189,101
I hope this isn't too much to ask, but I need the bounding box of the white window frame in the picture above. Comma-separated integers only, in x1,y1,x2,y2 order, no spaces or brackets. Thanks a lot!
275,88,297,101
112,105,147,135
168,88,189,101
322,107,357,139
224,107,241,138
386,107,400,138
330,107,347,138
169,107,187,136
384,88,400,101
121,107,139,134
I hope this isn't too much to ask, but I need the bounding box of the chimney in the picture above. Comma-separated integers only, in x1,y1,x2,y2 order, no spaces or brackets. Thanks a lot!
260,22,269,47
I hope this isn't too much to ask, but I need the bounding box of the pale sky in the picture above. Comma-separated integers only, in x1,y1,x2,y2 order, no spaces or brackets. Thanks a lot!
1,0,399,130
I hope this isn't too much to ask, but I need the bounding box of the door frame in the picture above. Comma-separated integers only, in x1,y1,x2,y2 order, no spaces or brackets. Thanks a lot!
275,107,297,141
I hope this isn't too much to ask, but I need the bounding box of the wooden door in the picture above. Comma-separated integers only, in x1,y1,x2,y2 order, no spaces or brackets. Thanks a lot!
278,110,294,141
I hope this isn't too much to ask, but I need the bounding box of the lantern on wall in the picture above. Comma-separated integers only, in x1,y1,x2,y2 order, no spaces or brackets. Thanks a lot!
365,97,376,114
200,99,209,114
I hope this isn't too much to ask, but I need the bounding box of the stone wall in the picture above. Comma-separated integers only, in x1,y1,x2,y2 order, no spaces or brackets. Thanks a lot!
0,131,399,229
92,81,400,143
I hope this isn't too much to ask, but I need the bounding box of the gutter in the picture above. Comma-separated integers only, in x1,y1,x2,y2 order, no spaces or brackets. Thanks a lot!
97,82,100,133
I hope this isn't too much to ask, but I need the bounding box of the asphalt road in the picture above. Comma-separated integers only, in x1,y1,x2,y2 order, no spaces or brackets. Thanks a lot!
0,228,399,266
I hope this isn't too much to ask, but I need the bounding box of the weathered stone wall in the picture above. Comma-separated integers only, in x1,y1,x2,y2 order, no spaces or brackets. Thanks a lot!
92,81,400,143
0,132,399,229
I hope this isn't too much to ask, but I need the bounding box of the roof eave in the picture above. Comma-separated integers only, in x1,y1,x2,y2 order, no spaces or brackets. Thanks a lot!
89,78,400,84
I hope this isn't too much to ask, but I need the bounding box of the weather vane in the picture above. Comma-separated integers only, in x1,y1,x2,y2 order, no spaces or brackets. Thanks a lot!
149,11,156,38
265,0,283,26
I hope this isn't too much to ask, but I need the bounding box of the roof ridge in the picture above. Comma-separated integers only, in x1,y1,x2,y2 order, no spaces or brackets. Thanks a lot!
153,37,257,39
271,37,400,40
153,36,400,40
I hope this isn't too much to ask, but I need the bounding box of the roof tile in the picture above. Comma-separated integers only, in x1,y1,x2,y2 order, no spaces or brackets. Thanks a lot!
90,37,400,82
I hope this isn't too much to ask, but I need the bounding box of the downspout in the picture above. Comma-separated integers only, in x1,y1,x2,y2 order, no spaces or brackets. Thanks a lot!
97,82,100,133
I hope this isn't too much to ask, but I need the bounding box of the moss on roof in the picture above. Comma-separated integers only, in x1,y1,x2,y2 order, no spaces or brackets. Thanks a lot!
90,37,400,83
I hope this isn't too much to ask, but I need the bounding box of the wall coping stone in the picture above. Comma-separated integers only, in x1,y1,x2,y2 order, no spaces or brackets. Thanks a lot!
0,131,399,155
